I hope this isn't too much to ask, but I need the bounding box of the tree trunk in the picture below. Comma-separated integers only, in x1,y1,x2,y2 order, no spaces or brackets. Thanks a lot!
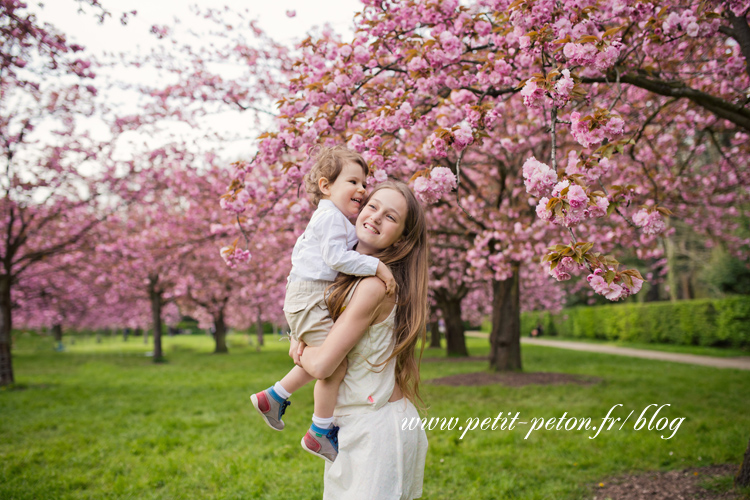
214,310,228,354
52,323,63,342
52,323,63,351
490,264,522,372
436,295,468,356
665,229,679,303
680,273,693,300
256,307,264,347
429,320,441,348
737,438,750,487
148,279,164,362
0,275,14,385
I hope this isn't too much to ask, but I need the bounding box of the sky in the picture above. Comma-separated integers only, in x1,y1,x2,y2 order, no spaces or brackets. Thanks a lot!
28,0,365,160
34,0,363,54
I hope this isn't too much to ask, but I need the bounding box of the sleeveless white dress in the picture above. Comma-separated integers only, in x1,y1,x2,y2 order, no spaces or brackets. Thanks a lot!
323,284,428,499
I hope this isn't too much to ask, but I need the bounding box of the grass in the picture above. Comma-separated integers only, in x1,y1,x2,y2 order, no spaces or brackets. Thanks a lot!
1,332,749,499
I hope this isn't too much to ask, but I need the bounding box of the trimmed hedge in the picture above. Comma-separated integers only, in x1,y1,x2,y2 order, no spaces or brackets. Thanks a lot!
520,296,750,348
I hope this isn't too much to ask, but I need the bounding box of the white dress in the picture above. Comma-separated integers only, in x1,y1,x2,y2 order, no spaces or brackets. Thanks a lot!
323,287,428,499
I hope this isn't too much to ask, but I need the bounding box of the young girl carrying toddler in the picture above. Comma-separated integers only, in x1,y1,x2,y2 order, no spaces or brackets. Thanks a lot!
251,146,395,463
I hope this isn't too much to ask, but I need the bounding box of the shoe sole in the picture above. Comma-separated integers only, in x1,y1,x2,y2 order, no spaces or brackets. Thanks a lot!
300,436,335,464
250,393,284,431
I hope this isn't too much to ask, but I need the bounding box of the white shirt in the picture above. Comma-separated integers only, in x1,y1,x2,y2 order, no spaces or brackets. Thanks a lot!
288,200,379,282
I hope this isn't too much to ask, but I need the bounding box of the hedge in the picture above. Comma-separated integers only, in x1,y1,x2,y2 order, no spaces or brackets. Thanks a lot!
520,296,750,348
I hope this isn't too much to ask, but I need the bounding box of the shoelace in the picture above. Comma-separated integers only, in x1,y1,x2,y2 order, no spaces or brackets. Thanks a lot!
326,425,340,451
279,399,291,418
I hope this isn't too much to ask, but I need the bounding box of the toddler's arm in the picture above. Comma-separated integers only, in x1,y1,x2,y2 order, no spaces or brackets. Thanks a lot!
315,213,379,276
376,261,396,296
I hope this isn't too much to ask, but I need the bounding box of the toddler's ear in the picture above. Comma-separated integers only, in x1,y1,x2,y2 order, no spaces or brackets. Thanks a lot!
318,177,331,196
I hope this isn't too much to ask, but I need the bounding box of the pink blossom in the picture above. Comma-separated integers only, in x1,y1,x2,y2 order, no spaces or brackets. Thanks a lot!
554,69,574,97
549,256,578,281
430,166,457,191
522,156,557,197
520,79,546,108
313,118,329,132
474,20,492,36
413,176,437,204
587,270,624,301
621,276,644,298
412,167,457,204
604,115,624,139
220,246,251,268
286,10,296,18
567,184,588,209
372,169,388,184
429,133,448,157
536,197,553,221
452,126,474,151
632,209,666,235
587,196,609,218
570,111,605,148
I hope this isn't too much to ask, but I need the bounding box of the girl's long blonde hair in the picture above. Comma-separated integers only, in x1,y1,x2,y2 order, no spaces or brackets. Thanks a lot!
326,181,429,407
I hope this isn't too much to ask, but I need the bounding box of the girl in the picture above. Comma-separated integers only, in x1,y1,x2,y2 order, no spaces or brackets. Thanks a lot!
294,181,429,499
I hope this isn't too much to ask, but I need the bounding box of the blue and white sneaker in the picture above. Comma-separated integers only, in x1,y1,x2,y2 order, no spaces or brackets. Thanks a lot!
301,423,339,463
251,387,291,431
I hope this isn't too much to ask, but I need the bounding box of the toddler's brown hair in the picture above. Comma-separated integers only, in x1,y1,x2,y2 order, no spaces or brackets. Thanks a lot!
303,146,369,206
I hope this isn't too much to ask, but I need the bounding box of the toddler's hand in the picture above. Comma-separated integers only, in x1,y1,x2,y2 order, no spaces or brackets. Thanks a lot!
288,338,299,359
293,340,307,367
376,261,397,296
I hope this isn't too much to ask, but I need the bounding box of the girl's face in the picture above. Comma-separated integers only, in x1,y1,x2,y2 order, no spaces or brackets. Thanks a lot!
355,188,408,254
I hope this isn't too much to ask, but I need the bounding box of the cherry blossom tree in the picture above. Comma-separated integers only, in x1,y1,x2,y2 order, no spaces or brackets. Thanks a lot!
223,0,750,371
0,0,143,384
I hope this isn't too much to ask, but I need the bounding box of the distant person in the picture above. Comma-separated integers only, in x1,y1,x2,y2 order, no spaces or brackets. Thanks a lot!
251,147,396,463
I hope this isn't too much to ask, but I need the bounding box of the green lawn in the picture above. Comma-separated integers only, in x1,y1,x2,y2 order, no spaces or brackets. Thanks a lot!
1,332,749,499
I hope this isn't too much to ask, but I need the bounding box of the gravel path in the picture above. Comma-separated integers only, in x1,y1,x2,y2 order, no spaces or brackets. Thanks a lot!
464,332,750,371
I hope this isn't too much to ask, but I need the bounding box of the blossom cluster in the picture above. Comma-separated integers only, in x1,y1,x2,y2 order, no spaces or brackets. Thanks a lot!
587,268,644,301
524,157,610,227
548,256,581,281
219,188,249,215
413,167,458,204
632,209,667,235
570,111,624,149
220,245,251,269
522,156,558,197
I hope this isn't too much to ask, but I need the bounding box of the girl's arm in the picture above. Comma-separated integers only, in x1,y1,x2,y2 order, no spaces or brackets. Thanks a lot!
298,277,387,380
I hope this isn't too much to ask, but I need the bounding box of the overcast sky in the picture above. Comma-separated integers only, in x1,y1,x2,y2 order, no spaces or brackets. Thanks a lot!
29,1,365,160
34,0,363,54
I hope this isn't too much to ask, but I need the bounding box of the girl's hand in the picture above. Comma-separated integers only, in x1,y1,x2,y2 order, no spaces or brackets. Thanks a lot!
293,340,307,367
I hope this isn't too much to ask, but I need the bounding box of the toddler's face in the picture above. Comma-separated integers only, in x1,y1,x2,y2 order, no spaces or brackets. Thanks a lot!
325,161,367,218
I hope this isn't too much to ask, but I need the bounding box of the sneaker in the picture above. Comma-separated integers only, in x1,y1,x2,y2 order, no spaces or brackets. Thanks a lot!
251,388,290,431
301,423,339,463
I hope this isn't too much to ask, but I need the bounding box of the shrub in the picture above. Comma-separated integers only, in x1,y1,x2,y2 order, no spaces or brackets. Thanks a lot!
523,296,750,348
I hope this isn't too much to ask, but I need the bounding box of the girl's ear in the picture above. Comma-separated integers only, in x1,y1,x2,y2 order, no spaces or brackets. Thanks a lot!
318,177,331,196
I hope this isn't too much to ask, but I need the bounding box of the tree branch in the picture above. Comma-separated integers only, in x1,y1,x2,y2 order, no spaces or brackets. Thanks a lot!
581,73,750,131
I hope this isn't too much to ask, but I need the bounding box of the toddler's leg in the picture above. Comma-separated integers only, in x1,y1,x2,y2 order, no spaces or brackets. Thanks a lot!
280,365,315,394
252,366,315,431
301,359,347,463
313,358,348,420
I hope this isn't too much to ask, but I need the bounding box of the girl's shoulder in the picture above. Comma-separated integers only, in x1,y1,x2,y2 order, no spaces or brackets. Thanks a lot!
350,277,394,324
351,276,387,302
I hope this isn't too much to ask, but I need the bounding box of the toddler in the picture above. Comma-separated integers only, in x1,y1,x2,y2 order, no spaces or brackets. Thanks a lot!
251,146,395,463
